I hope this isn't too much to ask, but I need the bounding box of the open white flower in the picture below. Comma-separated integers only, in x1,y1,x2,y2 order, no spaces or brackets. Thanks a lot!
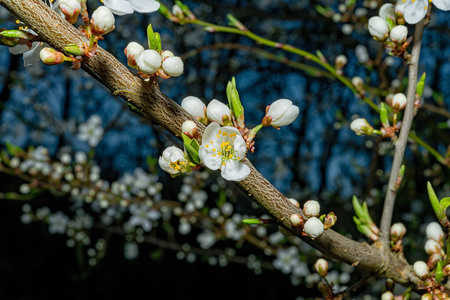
77,115,104,147
103,0,160,16
158,146,188,175
198,122,250,181
403,0,450,24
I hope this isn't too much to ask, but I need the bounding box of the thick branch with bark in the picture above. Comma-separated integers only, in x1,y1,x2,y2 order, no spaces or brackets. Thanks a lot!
0,0,421,286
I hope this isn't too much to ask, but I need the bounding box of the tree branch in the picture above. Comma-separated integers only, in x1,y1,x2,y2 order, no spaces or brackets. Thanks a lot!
0,0,420,286
379,19,426,248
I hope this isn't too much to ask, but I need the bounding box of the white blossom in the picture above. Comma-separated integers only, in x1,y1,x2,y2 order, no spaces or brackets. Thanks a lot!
158,146,188,175
48,211,69,234
103,0,160,16
426,222,444,243
303,200,320,217
127,203,161,231
77,115,104,147
403,0,450,24
198,122,250,181
390,25,408,44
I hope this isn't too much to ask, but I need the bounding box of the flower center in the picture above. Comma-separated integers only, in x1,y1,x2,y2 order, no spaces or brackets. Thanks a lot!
205,130,240,166
170,160,186,172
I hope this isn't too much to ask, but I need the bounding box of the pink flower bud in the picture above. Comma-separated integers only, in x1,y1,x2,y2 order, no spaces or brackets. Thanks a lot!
124,42,144,69
303,200,320,217
59,0,81,24
90,6,115,36
39,47,65,65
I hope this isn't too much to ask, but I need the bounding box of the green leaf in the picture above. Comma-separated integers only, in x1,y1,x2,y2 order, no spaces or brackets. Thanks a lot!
5,141,24,156
440,197,450,210
242,218,260,225
182,133,200,165
147,24,161,51
379,103,389,128
352,196,365,219
427,181,445,220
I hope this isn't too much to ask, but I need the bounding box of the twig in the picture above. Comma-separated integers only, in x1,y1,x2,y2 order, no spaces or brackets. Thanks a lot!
379,19,426,248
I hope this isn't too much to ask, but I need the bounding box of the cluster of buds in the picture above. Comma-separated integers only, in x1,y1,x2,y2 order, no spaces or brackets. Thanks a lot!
350,90,410,143
352,196,379,241
289,199,336,240
368,3,411,60
125,25,183,79
157,77,300,181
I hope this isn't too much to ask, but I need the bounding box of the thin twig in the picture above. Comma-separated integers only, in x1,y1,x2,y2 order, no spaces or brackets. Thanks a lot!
379,19,426,248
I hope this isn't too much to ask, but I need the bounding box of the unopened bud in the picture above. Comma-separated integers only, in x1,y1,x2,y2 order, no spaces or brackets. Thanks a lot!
413,261,429,279
390,222,406,242
314,258,328,277
59,0,81,24
125,42,145,69
90,6,115,36
351,76,364,91
368,16,389,41
427,253,443,269
335,55,347,69
181,96,207,122
162,56,184,77
424,239,442,255
379,3,396,24
426,222,444,245
390,93,407,113
160,50,174,61
206,99,232,126
390,25,408,44
304,217,324,239
303,200,320,217
136,49,162,74
323,212,337,229
290,214,304,227
40,47,65,65
381,291,394,300
421,293,432,300
288,198,300,208
64,44,84,56
350,118,374,136
181,120,198,139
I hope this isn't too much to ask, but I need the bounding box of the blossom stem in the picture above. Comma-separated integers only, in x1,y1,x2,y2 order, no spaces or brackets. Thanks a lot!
246,123,263,144
379,18,426,249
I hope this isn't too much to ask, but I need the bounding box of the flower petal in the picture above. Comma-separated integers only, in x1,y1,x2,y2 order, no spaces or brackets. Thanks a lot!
201,122,220,145
103,0,134,15
404,0,428,24
433,0,450,10
271,105,299,127
128,0,160,12
199,146,222,170
232,135,247,160
267,99,292,120
221,160,250,181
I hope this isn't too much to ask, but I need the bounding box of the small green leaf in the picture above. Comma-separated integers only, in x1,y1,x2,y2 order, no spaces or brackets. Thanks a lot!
147,24,161,51
427,181,445,220
379,103,390,128
182,133,200,165
5,141,24,156
242,218,260,225
352,196,365,219
440,197,450,210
